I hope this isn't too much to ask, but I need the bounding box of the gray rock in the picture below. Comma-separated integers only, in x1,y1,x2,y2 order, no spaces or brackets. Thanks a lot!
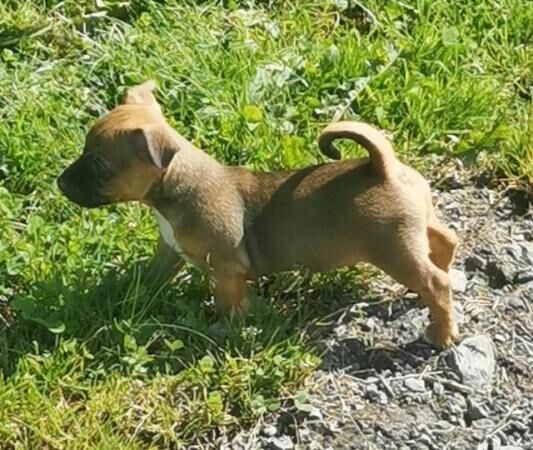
432,381,445,395
522,281,533,301
490,436,502,450
309,407,323,420
266,435,294,450
494,333,506,343
361,317,377,331
508,295,527,309
514,269,533,284
466,397,489,421
404,377,426,393
434,419,454,430
465,254,486,272
450,269,468,293
365,383,388,404
262,424,277,437
441,173,465,190
504,244,524,260
448,336,496,389
499,447,525,450
472,418,495,429
520,242,533,264
487,261,513,289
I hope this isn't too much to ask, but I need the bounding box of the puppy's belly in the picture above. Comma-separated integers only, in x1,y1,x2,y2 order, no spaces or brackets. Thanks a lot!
153,209,196,265
247,231,364,276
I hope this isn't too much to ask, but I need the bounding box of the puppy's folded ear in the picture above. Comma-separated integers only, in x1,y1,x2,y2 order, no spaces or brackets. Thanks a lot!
122,80,162,113
129,127,178,169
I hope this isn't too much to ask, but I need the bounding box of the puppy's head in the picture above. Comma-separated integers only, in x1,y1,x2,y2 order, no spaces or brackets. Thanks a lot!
58,81,177,208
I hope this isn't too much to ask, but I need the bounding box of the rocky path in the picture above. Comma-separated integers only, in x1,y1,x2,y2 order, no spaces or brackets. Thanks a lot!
225,163,532,450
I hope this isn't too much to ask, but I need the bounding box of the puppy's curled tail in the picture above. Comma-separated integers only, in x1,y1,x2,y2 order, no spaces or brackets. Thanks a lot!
318,121,396,179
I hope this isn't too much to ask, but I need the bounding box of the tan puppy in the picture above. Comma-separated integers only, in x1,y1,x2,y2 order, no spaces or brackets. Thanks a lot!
57,81,459,348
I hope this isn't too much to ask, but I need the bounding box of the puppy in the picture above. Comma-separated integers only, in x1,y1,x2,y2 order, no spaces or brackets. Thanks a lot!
58,81,459,348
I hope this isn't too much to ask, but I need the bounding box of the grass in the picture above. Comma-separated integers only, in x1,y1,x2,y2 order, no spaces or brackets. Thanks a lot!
0,0,531,448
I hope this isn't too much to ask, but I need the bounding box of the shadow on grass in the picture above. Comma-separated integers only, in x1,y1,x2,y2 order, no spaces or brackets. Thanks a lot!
2,259,213,377
0,258,335,378
1,258,435,382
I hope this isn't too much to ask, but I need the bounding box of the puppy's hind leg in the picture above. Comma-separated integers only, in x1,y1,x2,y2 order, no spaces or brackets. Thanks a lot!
427,221,458,273
371,237,458,349
417,262,458,348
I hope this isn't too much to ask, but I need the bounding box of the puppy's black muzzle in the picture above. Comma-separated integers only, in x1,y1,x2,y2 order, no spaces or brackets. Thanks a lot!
57,153,111,208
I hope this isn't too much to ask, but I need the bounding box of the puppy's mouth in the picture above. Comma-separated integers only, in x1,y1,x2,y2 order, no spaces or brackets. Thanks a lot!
57,176,109,208
57,155,112,209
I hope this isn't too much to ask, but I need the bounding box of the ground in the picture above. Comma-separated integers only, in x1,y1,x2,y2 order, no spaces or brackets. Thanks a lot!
0,1,531,449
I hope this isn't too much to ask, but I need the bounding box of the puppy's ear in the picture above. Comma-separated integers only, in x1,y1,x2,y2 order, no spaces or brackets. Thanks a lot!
129,127,178,170
122,80,161,112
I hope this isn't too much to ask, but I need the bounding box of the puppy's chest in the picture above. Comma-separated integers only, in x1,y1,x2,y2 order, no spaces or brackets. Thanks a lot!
153,209,196,265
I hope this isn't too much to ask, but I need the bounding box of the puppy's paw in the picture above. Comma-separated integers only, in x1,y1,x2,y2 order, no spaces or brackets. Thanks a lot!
424,322,459,349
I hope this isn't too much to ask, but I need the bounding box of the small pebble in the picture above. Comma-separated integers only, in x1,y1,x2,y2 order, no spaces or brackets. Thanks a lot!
514,270,533,284
404,378,426,393
266,435,294,450
508,296,526,309
472,418,495,429
450,269,468,293
494,333,506,343
466,397,489,421
465,254,486,271
262,424,277,437
432,382,445,395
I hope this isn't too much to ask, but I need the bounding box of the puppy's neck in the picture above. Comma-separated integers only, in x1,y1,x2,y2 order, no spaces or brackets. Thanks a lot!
145,132,223,210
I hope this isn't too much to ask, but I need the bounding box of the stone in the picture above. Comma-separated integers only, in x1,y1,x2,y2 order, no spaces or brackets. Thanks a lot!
432,382,445,395
361,317,376,331
434,421,453,433
465,254,486,272
513,270,533,284
499,447,525,450
266,435,294,450
486,261,513,289
508,295,526,309
262,424,277,437
504,244,523,260
442,173,465,190
520,242,533,264
494,333,506,343
522,282,533,301
404,377,426,393
490,436,502,450
450,269,468,293
365,383,388,404
472,418,495,429
447,336,496,389
466,397,489,421
441,396,463,424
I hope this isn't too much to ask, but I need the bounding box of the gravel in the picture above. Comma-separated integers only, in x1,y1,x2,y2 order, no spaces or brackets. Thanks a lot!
222,161,533,450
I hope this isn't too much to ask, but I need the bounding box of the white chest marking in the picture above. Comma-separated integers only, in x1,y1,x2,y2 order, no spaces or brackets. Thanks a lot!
153,209,189,259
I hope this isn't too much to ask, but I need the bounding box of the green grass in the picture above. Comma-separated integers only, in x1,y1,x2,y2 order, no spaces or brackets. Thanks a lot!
0,0,531,448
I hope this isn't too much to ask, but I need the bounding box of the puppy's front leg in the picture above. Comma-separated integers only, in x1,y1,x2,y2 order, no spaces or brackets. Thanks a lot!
213,271,249,315
145,235,184,284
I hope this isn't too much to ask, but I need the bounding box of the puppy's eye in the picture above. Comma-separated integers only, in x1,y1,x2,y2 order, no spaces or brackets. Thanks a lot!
88,153,111,175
